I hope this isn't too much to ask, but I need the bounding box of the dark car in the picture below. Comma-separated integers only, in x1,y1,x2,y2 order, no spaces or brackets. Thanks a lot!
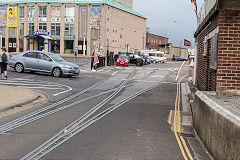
139,55,149,65
173,56,188,61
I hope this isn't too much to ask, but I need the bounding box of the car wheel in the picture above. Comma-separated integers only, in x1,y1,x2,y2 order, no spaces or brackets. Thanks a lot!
153,61,156,64
15,63,24,73
52,67,62,77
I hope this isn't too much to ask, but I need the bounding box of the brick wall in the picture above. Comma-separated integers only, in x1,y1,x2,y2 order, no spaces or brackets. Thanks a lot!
147,33,168,51
196,13,218,91
217,10,240,90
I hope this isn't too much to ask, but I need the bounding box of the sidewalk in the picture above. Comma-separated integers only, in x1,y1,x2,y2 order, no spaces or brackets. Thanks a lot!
0,85,38,113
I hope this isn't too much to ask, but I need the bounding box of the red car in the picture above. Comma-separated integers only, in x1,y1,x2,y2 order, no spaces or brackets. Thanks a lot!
116,56,130,66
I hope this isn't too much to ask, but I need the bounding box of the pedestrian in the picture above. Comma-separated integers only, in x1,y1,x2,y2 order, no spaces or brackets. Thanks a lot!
0,47,10,79
91,52,96,72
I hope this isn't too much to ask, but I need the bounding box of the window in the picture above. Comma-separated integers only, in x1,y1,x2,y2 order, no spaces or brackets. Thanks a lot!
28,6,34,17
0,28,5,37
79,7,86,38
65,23,74,36
65,7,75,18
20,23,24,36
39,6,47,18
23,52,38,58
51,23,60,36
29,23,34,34
9,28,16,37
38,53,50,61
39,23,47,30
51,7,60,17
20,7,24,18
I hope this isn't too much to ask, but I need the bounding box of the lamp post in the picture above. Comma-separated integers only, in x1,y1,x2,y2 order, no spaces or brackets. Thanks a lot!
173,20,176,46
83,33,86,56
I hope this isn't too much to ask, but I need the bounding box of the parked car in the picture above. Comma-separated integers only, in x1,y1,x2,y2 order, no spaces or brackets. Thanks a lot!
116,56,130,66
139,55,150,65
118,52,144,65
9,51,80,77
173,56,188,61
134,55,144,66
149,56,160,63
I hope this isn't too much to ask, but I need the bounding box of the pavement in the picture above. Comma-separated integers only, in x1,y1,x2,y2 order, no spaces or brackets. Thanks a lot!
0,85,39,113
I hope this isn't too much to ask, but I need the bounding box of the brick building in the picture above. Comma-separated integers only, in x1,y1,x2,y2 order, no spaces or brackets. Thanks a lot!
194,0,240,91
0,0,146,56
146,33,169,51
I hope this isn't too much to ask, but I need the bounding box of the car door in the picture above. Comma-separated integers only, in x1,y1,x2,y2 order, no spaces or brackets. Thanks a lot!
22,52,39,70
36,52,53,73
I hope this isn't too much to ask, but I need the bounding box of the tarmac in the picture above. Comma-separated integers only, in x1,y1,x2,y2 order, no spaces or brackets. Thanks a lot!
0,85,39,113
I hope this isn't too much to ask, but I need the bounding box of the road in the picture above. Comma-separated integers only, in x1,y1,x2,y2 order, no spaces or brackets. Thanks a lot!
0,60,211,160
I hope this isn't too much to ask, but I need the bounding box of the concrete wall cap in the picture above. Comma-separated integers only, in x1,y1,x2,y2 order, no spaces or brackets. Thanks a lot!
196,91,240,126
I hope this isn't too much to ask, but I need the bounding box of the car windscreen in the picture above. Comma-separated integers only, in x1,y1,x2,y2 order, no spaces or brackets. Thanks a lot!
119,56,127,59
50,54,64,61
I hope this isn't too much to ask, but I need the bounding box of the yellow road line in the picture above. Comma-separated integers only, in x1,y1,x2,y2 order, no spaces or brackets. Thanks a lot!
172,75,194,160
180,136,194,160
168,110,173,125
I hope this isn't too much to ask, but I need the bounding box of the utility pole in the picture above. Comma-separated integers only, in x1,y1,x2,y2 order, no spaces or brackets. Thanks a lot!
83,33,86,56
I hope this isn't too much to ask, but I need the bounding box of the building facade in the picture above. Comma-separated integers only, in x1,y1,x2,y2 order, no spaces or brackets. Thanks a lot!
195,0,240,92
0,0,146,56
146,33,169,51
112,0,133,9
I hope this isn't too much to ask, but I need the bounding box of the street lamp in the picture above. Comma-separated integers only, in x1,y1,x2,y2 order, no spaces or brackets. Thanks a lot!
173,20,176,46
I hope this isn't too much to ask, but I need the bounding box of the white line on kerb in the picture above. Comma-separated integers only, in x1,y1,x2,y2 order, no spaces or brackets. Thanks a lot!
176,61,185,81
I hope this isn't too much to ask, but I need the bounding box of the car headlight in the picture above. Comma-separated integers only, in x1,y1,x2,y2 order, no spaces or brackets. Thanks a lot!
117,60,119,62
125,60,129,63
64,65,73,69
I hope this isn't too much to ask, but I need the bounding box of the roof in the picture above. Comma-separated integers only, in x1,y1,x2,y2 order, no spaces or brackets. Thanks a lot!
0,0,146,19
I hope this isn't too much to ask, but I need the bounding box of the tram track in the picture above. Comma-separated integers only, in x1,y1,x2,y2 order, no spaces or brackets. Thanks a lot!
21,70,171,160
0,70,127,134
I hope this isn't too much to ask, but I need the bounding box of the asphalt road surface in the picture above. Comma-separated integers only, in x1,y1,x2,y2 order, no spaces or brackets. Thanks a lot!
0,60,211,160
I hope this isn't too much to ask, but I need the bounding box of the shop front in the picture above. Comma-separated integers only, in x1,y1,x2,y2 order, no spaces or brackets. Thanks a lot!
24,30,52,52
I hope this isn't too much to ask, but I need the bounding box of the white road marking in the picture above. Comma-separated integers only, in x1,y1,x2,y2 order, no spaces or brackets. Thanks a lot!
176,61,185,81
162,82,178,85
18,86,65,90
112,71,118,76
53,85,72,96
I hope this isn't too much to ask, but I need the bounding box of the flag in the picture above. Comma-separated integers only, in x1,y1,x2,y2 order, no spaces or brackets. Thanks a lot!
191,0,197,17
184,39,191,46
93,54,99,66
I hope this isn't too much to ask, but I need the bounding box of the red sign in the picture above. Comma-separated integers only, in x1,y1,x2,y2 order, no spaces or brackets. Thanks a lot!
184,39,191,46
93,55,99,66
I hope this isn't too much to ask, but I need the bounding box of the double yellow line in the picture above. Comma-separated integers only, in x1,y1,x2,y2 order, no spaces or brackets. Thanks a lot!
172,75,194,160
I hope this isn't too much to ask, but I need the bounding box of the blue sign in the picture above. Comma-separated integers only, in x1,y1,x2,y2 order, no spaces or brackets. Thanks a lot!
34,30,49,35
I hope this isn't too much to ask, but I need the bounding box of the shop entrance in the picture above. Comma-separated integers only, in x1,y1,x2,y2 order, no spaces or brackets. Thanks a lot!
51,40,60,53
65,40,74,54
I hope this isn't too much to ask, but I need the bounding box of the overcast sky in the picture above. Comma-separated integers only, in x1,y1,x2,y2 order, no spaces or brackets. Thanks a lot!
133,0,204,47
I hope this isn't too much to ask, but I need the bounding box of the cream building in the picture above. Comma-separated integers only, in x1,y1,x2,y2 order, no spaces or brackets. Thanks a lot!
0,0,146,56
112,0,133,9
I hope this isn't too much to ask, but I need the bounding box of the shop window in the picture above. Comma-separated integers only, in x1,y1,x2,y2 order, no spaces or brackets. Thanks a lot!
39,23,47,30
65,40,74,53
51,40,60,53
51,23,60,36
39,6,47,18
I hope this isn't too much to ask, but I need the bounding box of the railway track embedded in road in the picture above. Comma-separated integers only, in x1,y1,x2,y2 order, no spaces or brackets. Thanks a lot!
0,70,128,134
21,70,171,160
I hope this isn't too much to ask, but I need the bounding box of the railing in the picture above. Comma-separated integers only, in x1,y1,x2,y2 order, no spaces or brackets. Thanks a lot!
197,0,217,26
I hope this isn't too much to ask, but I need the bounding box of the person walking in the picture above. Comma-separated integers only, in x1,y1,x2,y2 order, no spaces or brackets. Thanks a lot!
91,52,96,72
0,47,10,79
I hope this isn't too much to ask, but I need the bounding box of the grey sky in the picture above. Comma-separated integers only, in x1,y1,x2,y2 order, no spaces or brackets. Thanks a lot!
133,0,204,47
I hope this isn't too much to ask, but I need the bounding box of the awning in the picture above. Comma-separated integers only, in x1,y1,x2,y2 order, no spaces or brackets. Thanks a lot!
38,35,52,40
24,34,52,40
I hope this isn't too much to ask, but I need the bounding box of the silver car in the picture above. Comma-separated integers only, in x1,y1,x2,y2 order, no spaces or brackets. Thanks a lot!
9,51,80,77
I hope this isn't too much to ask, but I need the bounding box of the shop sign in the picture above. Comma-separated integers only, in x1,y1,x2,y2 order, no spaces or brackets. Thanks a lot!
65,18,74,23
34,29,49,35
38,17,47,22
0,7,7,28
51,17,61,22
90,7,102,29
28,17,34,22
7,7,17,27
